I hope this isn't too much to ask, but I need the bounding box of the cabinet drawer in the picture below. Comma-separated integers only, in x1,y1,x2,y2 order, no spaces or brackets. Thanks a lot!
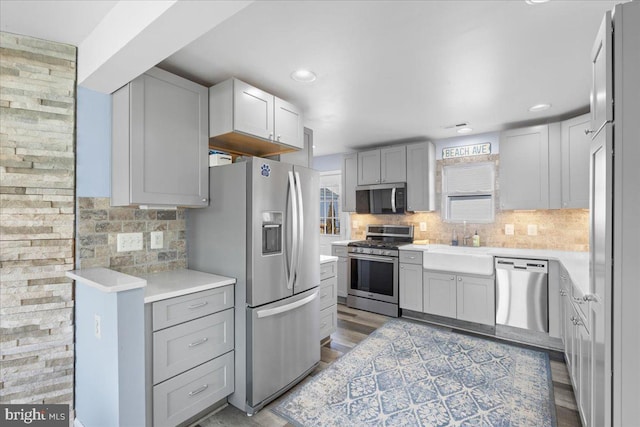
319,276,337,311
153,308,234,384
320,261,337,281
153,351,234,427
399,250,423,265
319,305,337,339
331,246,348,257
152,285,234,331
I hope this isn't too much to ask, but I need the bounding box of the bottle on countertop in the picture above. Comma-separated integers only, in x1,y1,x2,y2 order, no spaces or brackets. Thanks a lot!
472,230,480,247
452,229,458,246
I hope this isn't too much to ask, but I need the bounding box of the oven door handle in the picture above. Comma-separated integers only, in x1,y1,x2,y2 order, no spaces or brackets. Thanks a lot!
349,254,395,263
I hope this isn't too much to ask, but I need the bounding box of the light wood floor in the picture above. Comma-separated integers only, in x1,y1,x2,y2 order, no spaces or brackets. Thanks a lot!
194,304,581,427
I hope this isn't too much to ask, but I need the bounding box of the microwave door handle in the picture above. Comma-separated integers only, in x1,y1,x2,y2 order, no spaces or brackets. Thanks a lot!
295,171,304,285
287,171,298,290
391,187,397,213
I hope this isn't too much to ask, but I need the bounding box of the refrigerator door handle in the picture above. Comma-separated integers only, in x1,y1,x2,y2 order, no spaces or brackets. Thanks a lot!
256,291,318,318
287,171,299,290
294,171,304,285
391,187,397,213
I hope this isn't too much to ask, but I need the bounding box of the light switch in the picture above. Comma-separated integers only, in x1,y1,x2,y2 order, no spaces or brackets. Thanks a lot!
505,224,515,235
352,220,360,229
527,224,538,236
419,222,427,232
150,231,163,249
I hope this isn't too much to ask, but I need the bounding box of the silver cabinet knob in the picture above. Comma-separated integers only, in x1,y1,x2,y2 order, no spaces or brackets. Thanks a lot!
269,133,273,140
450,277,455,281
458,277,462,281
201,198,207,202
277,135,281,141
584,129,595,135
583,294,597,302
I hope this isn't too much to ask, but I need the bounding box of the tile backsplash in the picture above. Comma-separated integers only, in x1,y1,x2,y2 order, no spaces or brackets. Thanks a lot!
350,209,589,252
76,197,187,275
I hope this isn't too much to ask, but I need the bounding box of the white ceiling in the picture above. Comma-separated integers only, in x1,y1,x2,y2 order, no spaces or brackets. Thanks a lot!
1,0,620,156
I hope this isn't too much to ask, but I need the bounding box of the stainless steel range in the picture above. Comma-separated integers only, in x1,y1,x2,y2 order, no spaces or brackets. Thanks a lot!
347,225,414,317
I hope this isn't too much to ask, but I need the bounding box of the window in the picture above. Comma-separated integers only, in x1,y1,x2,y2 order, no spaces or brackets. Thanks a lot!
442,162,495,223
320,174,341,235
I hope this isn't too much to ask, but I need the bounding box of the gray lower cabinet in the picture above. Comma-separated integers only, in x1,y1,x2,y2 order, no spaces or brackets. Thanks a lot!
146,286,235,427
331,245,349,298
405,141,435,212
423,272,457,318
319,259,338,340
423,271,495,326
399,251,423,312
499,124,550,210
112,67,209,207
456,275,495,326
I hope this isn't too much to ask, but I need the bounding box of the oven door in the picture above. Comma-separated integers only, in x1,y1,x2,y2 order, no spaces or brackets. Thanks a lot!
348,253,398,304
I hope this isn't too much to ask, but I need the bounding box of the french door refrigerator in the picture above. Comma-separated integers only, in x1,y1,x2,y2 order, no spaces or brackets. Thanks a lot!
187,157,320,415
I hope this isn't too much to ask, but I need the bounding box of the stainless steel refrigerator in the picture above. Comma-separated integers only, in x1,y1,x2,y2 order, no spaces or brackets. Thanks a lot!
187,157,320,415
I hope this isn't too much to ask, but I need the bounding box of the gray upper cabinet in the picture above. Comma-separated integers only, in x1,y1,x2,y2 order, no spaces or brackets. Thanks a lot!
380,146,407,183
406,141,435,211
590,11,612,139
209,78,303,152
357,150,381,185
342,153,357,212
357,146,406,185
274,97,304,149
561,114,591,208
233,79,273,140
112,67,208,207
275,127,313,167
499,125,550,210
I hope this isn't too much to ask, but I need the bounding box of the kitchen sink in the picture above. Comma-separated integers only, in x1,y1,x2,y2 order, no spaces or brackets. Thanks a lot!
422,250,494,276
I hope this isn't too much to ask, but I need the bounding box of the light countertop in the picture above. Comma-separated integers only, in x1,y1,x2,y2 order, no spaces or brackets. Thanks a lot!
330,240,355,246
320,255,338,264
67,268,146,293
141,269,236,303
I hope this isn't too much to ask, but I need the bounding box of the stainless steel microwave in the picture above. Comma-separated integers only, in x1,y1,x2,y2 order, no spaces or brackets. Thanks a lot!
355,183,406,214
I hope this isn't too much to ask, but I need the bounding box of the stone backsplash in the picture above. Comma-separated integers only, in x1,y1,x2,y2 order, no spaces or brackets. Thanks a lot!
76,197,187,275
351,209,589,252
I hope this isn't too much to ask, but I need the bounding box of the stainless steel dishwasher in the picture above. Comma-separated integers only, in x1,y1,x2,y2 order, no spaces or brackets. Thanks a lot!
495,257,548,333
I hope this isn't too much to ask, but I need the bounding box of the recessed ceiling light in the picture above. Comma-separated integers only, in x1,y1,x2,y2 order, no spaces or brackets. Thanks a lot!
290,69,317,83
525,0,550,4
457,127,473,134
529,103,551,112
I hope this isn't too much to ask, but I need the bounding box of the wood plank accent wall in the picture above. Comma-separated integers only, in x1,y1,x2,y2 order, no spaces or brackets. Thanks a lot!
0,32,76,405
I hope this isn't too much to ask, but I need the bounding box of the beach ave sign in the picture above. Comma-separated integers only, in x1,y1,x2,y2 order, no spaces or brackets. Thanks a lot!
442,143,491,159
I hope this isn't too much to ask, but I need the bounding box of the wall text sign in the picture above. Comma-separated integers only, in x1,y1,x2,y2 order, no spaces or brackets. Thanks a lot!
442,143,491,159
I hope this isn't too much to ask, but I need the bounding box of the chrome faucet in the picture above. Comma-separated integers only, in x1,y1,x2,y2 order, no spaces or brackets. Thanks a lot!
462,221,471,246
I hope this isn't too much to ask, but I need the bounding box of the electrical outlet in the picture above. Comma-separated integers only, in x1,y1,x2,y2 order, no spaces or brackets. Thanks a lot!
419,222,427,232
352,220,359,229
94,314,101,339
117,232,143,252
150,231,163,249
505,224,515,235
527,224,538,236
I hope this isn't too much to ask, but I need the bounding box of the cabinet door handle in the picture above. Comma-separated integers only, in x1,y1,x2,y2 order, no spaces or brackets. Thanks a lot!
201,198,207,202
277,135,281,141
450,277,455,281
269,133,274,140
188,384,209,397
188,337,209,347
188,301,208,310
583,294,597,302
458,277,462,281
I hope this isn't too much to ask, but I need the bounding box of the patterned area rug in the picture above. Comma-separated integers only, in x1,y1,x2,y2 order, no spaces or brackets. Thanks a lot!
273,318,556,427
